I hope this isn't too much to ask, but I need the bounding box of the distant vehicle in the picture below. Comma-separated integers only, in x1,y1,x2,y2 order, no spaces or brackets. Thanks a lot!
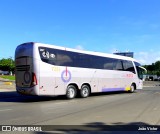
0,70,9,75
15,42,147,99
149,75,157,81
143,75,158,81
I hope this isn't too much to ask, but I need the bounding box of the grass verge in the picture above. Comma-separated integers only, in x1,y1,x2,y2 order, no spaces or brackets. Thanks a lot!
0,75,15,81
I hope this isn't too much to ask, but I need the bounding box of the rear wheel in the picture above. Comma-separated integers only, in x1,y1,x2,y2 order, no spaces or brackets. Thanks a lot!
66,85,77,99
80,85,90,98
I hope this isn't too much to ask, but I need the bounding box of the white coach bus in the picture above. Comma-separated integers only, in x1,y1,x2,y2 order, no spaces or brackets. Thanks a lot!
15,42,146,99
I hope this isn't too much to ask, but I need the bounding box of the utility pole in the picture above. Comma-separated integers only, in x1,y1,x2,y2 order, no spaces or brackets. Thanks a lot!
10,56,13,75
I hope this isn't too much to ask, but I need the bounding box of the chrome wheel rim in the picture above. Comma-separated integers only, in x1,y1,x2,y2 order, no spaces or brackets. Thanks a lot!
82,87,89,97
130,85,134,92
68,88,75,98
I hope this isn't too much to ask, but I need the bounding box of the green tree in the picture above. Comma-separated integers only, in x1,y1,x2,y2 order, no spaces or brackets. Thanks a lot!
155,61,160,71
143,60,160,76
0,58,15,74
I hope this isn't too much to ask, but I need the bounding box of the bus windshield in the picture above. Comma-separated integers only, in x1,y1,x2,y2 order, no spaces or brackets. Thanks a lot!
134,62,147,80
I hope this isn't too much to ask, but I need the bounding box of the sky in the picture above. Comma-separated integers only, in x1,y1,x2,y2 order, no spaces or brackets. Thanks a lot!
0,0,160,65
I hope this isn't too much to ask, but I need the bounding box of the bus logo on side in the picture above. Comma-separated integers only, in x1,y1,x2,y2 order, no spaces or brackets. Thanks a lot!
61,69,72,83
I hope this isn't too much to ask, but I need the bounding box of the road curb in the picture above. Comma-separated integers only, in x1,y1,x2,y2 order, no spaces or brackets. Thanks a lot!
4,82,13,85
0,89,16,92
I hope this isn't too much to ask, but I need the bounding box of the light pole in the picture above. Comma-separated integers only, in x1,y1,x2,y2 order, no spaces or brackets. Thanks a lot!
9,56,12,75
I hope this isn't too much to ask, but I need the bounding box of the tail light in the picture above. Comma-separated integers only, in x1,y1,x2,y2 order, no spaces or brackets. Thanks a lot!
31,72,37,86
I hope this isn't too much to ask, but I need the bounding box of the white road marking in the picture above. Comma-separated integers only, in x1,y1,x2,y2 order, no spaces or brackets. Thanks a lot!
0,109,12,112
54,102,68,105
154,92,160,95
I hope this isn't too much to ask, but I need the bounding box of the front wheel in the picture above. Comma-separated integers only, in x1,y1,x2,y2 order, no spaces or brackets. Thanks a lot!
129,84,135,93
80,85,90,98
66,85,77,99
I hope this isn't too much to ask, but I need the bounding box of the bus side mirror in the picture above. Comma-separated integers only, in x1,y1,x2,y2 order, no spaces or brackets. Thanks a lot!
139,66,147,74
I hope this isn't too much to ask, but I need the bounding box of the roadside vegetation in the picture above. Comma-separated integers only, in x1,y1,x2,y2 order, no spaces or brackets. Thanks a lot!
0,58,15,80
0,75,15,80
0,58,15,73
143,61,160,76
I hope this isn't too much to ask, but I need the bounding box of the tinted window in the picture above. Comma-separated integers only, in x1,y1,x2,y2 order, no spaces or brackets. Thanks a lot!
92,56,104,69
39,47,134,72
56,50,73,66
39,47,57,65
134,62,143,79
73,53,91,68
15,43,33,58
103,58,115,70
123,60,135,73
115,60,123,70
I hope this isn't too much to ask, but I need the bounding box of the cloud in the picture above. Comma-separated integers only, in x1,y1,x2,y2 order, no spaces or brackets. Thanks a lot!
109,47,160,65
135,50,160,65
75,45,84,50
74,44,160,65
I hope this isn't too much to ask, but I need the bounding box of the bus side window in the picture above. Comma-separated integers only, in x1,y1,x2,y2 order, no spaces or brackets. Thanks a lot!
115,60,123,71
55,49,72,66
103,58,114,70
123,60,135,74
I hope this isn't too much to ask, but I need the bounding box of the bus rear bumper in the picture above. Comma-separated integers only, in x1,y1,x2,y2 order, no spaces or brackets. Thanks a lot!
16,86,39,95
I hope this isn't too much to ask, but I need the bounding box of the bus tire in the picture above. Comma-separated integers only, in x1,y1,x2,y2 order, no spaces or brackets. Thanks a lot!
66,85,77,99
129,84,135,93
80,85,90,98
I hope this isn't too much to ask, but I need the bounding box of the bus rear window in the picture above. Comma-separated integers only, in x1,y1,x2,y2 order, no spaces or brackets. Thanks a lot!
15,43,33,58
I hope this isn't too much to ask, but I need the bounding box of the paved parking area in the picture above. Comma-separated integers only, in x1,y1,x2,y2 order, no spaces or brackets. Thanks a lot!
0,81,15,92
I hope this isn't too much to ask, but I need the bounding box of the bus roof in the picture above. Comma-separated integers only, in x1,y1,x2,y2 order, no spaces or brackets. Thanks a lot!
22,42,139,63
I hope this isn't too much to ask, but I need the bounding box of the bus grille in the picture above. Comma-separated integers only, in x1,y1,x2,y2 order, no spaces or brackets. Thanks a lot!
16,65,30,71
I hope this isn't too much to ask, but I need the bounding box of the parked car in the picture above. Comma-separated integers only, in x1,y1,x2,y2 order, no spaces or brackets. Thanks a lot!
0,70,9,75
143,75,158,81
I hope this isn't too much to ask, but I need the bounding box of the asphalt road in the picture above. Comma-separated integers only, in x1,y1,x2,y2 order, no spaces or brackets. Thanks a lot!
0,87,160,133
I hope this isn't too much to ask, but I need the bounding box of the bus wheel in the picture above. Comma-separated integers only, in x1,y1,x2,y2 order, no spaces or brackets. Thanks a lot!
80,85,90,98
66,85,77,99
129,84,135,93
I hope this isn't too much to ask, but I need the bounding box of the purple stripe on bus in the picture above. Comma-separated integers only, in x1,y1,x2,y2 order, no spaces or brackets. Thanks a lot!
102,88,125,92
